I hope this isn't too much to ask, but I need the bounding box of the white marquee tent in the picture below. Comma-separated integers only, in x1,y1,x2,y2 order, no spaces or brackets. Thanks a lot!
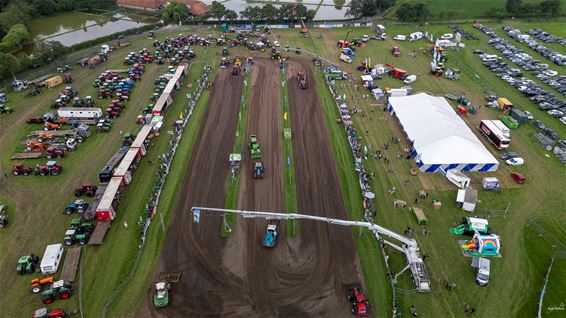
388,93,499,172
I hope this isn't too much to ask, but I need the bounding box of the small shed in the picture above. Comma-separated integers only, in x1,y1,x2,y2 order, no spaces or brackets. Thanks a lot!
456,187,478,212
497,98,513,112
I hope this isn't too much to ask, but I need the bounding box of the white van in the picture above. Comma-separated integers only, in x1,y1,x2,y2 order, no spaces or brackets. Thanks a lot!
472,257,490,286
482,55,499,62
40,244,64,275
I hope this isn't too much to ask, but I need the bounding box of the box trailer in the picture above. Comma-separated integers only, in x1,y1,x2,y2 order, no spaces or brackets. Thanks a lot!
130,124,153,155
40,244,64,275
152,93,173,116
472,257,490,286
58,107,102,120
479,120,510,149
113,148,143,184
509,108,528,124
99,146,129,183
41,76,63,89
96,177,126,221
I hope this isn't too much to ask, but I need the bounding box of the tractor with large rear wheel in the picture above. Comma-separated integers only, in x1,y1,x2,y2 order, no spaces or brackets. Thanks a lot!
41,280,73,304
13,163,33,176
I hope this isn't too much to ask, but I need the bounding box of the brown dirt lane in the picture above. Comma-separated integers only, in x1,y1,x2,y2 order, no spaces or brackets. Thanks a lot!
141,69,244,317
285,57,366,317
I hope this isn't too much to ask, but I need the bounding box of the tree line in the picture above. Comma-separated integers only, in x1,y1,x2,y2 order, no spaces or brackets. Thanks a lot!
162,0,317,25
505,0,562,17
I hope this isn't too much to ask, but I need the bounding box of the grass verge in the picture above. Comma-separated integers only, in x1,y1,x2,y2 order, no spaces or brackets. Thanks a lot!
221,66,251,237
280,69,299,236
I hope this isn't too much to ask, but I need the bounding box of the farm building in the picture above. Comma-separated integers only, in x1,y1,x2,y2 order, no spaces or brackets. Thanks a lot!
387,93,498,172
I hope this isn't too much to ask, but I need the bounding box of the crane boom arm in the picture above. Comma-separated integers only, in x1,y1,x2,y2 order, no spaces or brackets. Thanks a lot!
192,207,417,248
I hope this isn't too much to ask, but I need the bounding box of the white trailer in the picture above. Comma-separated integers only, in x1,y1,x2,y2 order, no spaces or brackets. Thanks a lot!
58,107,102,119
130,124,153,155
441,168,471,189
40,244,64,275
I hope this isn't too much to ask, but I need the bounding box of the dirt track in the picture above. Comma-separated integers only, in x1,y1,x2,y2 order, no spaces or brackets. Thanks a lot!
141,68,244,317
143,58,364,317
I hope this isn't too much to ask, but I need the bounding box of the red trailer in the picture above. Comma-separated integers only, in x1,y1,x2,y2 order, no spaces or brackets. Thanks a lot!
95,177,126,221
385,64,407,80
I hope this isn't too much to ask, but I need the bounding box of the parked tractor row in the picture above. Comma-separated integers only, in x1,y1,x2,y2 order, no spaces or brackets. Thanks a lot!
12,161,63,176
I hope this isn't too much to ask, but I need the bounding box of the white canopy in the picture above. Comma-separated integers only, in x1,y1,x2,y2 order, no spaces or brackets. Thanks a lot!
388,93,498,172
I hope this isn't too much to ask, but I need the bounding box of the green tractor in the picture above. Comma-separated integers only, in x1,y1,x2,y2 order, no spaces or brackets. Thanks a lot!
41,280,73,304
222,47,229,56
0,103,13,114
249,135,263,159
123,132,136,146
153,281,171,308
17,254,39,274
64,218,94,246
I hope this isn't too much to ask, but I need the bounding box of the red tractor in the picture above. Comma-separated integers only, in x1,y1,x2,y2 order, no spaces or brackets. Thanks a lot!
12,163,33,176
35,161,62,176
346,285,369,317
45,146,67,159
232,65,241,76
74,183,98,197
391,46,400,57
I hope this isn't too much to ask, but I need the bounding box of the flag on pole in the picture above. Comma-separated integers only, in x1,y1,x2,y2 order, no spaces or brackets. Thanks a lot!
179,112,183,120
287,156,291,166
193,209,200,223
284,112,287,121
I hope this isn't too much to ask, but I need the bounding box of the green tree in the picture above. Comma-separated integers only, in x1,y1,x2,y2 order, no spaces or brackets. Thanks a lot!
261,4,279,21
334,0,345,10
241,6,262,21
413,3,429,21
162,1,187,24
346,0,377,18
0,23,31,52
0,52,20,78
224,9,238,21
539,0,561,16
209,1,227,20
0,3,32,32
506,0,523,15
278,3,295,21
376,0,396,12
305,9,316,21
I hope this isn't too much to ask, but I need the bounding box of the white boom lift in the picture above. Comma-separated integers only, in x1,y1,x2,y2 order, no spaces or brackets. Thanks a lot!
191,207,431,292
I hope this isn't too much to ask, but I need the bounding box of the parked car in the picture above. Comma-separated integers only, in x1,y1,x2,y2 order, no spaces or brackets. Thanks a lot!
511,172,525,184
560,117,566,125
506,157,525,166
533,120,545,129
548,110,564,118
524,110,533,120
500,152,519,160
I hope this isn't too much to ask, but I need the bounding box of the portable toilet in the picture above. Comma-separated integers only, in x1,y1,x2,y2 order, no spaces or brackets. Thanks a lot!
221,23,228,33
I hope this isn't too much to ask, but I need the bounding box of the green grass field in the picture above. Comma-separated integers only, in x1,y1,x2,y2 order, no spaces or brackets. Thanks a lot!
389,0,566,19
1,20,565,318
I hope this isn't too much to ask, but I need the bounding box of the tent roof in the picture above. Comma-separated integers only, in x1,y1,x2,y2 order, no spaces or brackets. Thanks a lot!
389,93,497,165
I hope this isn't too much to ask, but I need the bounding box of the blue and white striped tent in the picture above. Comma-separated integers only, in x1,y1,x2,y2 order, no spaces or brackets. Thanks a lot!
388,93,499,172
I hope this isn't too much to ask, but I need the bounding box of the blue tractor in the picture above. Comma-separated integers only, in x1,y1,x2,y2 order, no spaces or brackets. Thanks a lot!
254,162,264,179
262,220,278,248
64,199,89,215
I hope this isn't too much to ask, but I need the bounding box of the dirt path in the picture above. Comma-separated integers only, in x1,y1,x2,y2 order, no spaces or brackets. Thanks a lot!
285,57,366,317
141,69,244,317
